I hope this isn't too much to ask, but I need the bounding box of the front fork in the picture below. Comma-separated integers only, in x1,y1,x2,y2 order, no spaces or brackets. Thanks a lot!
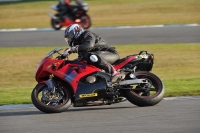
44,75,59,94
42,77,65,104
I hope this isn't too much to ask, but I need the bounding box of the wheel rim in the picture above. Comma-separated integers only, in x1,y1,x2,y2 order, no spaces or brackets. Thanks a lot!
36,85,69,107
129,74,162,98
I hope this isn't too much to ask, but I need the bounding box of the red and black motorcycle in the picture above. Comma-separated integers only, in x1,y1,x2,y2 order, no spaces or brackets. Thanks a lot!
47,3,91,30
31,48,165,113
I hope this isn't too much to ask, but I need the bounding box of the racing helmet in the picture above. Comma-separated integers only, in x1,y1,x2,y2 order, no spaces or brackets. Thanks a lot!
64,24,84,47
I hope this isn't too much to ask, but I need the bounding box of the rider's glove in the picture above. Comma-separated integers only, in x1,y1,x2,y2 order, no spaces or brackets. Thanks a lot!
59,48,72,59
59,54,67,59
70,45,79,53
59,46,79,59
63,48,72,55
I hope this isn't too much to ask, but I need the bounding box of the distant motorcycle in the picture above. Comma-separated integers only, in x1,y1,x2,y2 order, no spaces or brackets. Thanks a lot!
48,3,91,30
31,48,165,113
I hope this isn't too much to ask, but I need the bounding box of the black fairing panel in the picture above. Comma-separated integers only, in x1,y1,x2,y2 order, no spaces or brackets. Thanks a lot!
122,57,153,71
135,61,153,71
75,80,107,101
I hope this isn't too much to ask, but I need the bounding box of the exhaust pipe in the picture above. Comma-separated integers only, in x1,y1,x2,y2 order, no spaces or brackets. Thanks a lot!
119,79,148,86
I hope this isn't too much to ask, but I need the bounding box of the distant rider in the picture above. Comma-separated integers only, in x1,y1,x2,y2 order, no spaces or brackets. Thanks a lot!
57,0,84,20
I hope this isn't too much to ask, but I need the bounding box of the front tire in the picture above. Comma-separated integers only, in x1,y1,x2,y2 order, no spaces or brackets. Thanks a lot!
31,83,72,113
123,71,165,107
51,14,63,30
79,14,91,29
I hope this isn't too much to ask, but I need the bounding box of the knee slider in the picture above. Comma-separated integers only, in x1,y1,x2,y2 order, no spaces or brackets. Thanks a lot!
89,54,98,62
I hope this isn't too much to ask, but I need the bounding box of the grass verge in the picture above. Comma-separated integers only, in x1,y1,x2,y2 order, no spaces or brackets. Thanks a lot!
0,43,200,105
0,0,200,29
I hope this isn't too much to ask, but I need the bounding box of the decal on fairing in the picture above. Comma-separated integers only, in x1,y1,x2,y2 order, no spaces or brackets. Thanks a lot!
79,93,98,98
64,67,78,83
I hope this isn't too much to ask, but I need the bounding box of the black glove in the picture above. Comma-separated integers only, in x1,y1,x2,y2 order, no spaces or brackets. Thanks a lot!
60,54,67,59
56,54,66,59
57,48,71,59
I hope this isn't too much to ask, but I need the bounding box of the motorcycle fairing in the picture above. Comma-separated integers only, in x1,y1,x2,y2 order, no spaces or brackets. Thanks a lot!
62,61,84,83
35,58,64,82
55,62,101,93
60,18,75,26
75,80,107,100
36,58,100,93
63,67,78,83
72,55,149,100
74,71,111,101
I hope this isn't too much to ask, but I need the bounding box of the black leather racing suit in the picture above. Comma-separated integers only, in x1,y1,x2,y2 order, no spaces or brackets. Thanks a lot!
73,30,120,75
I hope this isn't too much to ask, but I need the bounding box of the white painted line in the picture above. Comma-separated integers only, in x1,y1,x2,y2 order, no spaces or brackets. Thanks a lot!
0,0,20,2
0,24,199,32
163,96,200,100
0,96,199,110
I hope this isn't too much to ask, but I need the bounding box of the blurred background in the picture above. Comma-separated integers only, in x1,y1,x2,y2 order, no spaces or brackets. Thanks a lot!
0,0,200,29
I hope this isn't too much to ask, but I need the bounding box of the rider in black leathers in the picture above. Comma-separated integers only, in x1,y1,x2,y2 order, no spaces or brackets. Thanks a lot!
57,0,84,20
61,24,122,83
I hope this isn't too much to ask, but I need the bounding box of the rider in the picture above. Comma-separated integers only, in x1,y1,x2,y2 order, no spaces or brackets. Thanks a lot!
57,0,84,18
60,24,123,83
74,0,84,5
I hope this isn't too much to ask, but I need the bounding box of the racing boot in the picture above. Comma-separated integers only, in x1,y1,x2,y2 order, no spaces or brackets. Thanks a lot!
102,62,125,83
111,70,125,83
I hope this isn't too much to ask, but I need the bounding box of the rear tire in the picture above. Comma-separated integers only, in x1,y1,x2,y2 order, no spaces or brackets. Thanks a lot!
123,71,165,107
31,83,71,113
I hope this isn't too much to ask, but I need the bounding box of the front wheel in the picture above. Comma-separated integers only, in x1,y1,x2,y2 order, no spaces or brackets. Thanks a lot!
51,14,63,30
79,14,91,29
31,83,72,113
123,71,165,107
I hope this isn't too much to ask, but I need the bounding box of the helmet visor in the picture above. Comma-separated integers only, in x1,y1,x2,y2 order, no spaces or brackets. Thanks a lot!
65,37,74,46
64,30,75,46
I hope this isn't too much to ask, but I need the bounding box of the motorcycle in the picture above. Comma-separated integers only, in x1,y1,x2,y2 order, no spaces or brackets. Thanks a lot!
31,48,165,113
47,3,91,30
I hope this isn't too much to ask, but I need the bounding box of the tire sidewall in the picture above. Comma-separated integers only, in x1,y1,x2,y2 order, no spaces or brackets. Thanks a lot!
123,71,165,107
31,83,71,113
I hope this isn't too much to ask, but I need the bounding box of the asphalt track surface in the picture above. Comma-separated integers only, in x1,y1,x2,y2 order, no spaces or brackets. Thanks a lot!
0,97,200,133
0,25,200,47
0,26,200,133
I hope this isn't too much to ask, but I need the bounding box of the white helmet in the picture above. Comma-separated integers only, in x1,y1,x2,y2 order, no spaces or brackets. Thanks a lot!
64,24,84,47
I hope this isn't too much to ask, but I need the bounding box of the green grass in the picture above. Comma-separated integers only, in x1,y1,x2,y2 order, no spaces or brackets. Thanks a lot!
0,44,200,105
0,0,200,29
0,0,200,105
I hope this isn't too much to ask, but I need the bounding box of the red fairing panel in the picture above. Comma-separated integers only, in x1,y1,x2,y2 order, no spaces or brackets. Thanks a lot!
114,56,135,69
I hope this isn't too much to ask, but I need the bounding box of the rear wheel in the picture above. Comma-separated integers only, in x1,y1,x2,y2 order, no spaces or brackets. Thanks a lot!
123,71,165,107
31,83,72,113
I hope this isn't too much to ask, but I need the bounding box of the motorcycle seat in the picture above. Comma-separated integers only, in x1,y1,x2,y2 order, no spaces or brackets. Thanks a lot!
112,57,128,65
